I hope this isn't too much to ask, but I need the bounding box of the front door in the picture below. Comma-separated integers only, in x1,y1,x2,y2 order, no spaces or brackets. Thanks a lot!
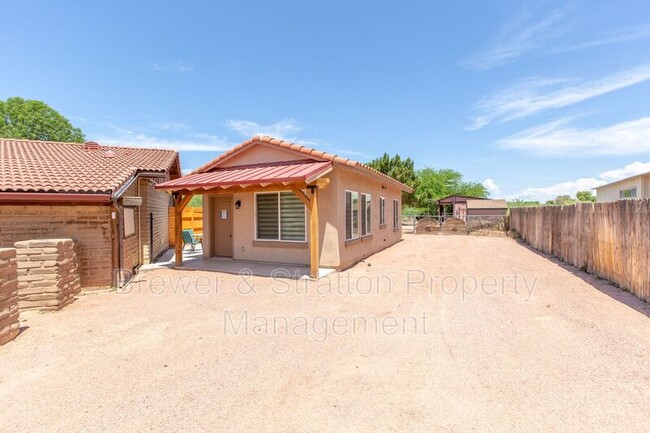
213,196,233,257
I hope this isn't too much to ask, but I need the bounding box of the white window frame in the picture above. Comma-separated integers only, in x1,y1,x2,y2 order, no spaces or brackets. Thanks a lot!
254,191,307,242
124,207,136,237
345,190,360,241
392,199,399,229
379,196,386,226
361,193,371,236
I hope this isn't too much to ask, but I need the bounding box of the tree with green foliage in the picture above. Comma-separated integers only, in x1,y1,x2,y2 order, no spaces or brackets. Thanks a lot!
188,195,203,207
366,153,417,205
576,190,596,202
508,199,541,207
546,195,577,206
414,168,488,211
0,97,85,142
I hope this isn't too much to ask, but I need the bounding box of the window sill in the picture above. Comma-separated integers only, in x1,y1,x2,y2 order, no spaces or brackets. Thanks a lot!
379,224,387,229
252,240,308,249
345,234,373,247
393,227,400,233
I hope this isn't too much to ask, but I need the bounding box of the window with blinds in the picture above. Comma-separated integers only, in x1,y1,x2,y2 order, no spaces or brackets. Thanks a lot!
361,193,371,236
345,191,359,240
256,192,306,241
379,196,386,226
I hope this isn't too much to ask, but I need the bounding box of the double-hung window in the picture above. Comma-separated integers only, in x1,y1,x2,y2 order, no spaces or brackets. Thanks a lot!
392,199,399,229
379,197,386,226
345,191,359,240
361,193,371,236
256,192,306,241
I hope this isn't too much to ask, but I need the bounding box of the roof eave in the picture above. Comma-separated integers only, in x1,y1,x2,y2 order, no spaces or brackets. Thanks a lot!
0,192,112,204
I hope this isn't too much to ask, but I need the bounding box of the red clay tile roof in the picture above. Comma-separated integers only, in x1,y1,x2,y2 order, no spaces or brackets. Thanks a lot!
192,135,413,193
0,139,180,195
158,160,333,191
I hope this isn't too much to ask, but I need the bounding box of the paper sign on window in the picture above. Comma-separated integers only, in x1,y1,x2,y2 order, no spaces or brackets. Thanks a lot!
220,209,228,219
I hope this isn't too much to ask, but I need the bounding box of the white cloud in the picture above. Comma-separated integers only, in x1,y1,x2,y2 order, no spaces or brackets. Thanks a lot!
153,121,190,131
462,8,568,71
482,178,500,195
554,24,650,53
499,116,650,157
599,161,650,182
508,177,604,202
148,61,194,73
225,119,304,139
94,125,231,152
224,119,373,159
508,161,650,201
469,65,650,129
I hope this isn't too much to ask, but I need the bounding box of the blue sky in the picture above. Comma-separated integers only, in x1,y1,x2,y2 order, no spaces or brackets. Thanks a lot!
2,0,650,201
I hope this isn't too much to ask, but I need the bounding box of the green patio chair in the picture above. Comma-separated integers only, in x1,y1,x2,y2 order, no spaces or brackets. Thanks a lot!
182,229,202,253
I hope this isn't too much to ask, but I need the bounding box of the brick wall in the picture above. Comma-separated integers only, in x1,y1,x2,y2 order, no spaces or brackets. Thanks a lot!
15,239,81,311
121,182,141,271
0,248,20,345
139,178,171,264
0,205,113,288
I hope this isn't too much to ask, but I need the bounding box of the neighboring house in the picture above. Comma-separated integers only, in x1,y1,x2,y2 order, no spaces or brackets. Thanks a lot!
156,135,413,276
466,199,508,217
436,195,486,220
0,139,181,288
595,171,650,202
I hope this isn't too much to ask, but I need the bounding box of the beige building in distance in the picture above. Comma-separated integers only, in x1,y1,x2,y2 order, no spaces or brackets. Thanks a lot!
595,171,650,202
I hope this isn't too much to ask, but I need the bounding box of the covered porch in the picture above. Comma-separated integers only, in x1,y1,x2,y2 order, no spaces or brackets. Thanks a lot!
142,246,335,279
155,160,332,278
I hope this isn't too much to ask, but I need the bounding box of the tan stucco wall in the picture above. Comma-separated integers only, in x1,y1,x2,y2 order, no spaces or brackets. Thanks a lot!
332,166,403,270
596,174,649,202
231,191,311,265
219,143,318,167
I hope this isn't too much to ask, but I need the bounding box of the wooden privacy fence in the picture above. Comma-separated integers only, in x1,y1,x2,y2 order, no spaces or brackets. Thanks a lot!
168,206,203,247
510,200,650,303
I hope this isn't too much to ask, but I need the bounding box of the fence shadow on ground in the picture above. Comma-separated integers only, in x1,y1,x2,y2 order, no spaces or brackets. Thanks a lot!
516,241,650,318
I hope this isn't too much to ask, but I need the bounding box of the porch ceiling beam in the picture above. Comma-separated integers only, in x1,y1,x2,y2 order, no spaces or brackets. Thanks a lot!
308,177,330,190
291,188,311,208
176,193,194,214
305,167,333,184
203,183,309,195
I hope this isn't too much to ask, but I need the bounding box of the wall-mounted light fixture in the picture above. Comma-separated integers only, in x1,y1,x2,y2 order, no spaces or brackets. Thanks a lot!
235,200,242,209
381,185,387,190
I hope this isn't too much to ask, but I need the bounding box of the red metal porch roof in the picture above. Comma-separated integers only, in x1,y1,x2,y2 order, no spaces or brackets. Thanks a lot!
156,159,332,191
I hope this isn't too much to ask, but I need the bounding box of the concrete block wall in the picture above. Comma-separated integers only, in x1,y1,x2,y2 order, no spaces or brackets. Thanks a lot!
15,239,81,311
0,248,20,346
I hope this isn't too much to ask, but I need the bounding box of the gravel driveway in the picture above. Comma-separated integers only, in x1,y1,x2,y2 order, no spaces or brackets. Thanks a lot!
1,235,648,432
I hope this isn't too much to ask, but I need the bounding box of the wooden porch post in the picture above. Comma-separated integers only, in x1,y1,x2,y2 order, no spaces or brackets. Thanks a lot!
309,186,319,279
174,193,194,266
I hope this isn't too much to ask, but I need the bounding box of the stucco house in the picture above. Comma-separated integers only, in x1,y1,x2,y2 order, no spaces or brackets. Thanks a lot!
595,171,650,201
156,135,413,277
0,139,181,288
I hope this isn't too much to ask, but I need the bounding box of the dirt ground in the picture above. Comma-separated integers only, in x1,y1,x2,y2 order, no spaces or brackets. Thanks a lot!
1,235,649,433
